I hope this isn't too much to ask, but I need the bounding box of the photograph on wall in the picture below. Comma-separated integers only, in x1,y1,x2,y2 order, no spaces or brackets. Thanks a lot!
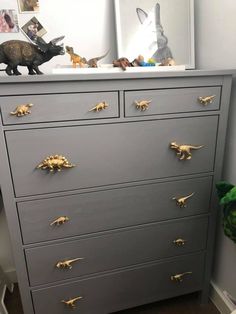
17,0,39,13
0,9,19,33
114,0,195,68
21,17,46,43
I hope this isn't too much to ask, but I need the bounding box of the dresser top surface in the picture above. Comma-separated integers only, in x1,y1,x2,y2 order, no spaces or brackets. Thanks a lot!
0,69,235,84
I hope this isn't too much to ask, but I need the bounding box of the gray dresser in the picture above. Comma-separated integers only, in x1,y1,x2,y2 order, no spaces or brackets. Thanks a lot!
0,70,233,314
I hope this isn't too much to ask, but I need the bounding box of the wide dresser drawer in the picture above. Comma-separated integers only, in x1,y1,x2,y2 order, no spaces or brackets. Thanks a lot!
18,176,212,244
0,91,119,124
26,216,208,286
125,86,221,117
32,252,205,314
6,116,218,197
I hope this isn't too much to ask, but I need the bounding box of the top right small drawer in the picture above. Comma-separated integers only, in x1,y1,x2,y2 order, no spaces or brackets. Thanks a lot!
124,86,221,117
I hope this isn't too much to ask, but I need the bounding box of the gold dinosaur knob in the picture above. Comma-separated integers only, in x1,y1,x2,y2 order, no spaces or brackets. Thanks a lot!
170,142,204,160
198,95,216,106
10,103,33,117
172,192,195,208
89,101,109,112
36,155,75,172
173,238,187,246
171,272,192,282
134,100,152,111
50,216,69,226
56,258,84,270
61,296,83,308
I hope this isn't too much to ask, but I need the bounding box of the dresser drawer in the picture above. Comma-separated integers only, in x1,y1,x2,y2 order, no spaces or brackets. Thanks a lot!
125,87,221,117
0,92,119,124
18,176,212,244
6,116,218,197
26,216,208,286
32,252,205,314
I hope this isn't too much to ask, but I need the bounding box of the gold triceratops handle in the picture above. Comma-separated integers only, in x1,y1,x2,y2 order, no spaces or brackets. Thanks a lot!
50,216,69,226
134,100,152,111
171,272,192,282
89,101,109,112
56,258,84,270
10,103,33,117
198,95,216,105
172,192,195,208
61,296,83,308
36,155,75,172
170,142,204,160
173,238,187,246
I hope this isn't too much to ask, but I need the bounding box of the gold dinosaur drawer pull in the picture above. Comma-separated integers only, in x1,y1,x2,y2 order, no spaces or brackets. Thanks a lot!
173,238,187,246
61,296,83,308
36,155,75,172
170,142,204,160
171,272,192,282
10,103,33,117
89,101,109,112
172,192,195,208
198,95,216,105
56,258,84,270
50,216,69,226
135,100,152,111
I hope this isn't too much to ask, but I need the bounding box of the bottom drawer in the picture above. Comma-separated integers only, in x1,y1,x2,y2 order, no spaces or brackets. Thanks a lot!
32,252,205,314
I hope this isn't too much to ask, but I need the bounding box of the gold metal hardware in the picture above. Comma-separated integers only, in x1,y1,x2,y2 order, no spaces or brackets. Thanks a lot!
56,258,84,270
50,216,69,226
10,103,33,117
171,272,192,282
36,155,75,172
198,95,216,106
89,101,108,112
61,296,83,308
134,100,152,111
172,192,195,208
170,142,204,160
173,238,187,246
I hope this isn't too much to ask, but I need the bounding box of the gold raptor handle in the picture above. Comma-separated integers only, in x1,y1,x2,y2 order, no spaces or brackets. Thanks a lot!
198,95,216,105
10,103,33,117
61,296,83,308
173,238,187,246
56,258,84,270
172,192,195,208
50,216,69,226
134,100,152,111
171,272,193,282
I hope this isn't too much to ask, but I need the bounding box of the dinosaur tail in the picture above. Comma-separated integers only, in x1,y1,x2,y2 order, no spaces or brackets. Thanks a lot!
192,145,204,150
88,49,110,63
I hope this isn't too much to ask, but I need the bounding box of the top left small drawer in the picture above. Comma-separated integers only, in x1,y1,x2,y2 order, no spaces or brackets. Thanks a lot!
0,91,119,125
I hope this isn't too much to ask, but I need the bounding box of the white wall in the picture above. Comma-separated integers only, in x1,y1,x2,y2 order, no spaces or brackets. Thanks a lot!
195,0,236,300
0,0,236,296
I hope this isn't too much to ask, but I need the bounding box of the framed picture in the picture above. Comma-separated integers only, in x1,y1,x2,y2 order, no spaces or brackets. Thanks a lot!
21,17,46,43
17,0,39,13
114,0,195,68
0,9,19,33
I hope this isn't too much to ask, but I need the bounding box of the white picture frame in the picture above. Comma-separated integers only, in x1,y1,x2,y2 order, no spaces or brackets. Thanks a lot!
114,0,195,69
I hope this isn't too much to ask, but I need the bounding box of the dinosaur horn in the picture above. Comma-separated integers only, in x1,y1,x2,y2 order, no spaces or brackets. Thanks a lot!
50,36,65,45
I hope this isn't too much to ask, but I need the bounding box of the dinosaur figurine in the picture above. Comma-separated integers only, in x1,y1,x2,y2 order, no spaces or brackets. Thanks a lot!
198,95,216,106
10,103,33,117
135,100,152,111
66,46,109,68
89,102,108,112
170,142,204,160
36,155,75,172
172,192,195,208
56,258,84,270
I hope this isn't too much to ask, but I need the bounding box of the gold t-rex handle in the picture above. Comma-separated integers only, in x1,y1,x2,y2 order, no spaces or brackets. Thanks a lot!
171,272,192,282
50,216,69,226
134,100,152,111
172,192,195,208
56,258,84,270
170,142,204,160
89,101,109,112
198,95,216,105
61,296,83,308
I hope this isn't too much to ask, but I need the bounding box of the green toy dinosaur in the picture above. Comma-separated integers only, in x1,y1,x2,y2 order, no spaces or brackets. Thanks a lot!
216,181,236,243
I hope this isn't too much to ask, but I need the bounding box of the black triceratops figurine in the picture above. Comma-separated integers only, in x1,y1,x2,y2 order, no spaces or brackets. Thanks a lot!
0,36,65,75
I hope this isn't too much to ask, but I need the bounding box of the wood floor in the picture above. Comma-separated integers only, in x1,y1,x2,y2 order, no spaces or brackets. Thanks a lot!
4,285,220,314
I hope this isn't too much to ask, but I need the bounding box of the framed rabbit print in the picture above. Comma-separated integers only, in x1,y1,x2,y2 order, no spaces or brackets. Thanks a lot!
114,0,195,68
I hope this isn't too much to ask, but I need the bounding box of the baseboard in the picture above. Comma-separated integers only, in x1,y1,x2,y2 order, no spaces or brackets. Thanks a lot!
210,281,235,314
